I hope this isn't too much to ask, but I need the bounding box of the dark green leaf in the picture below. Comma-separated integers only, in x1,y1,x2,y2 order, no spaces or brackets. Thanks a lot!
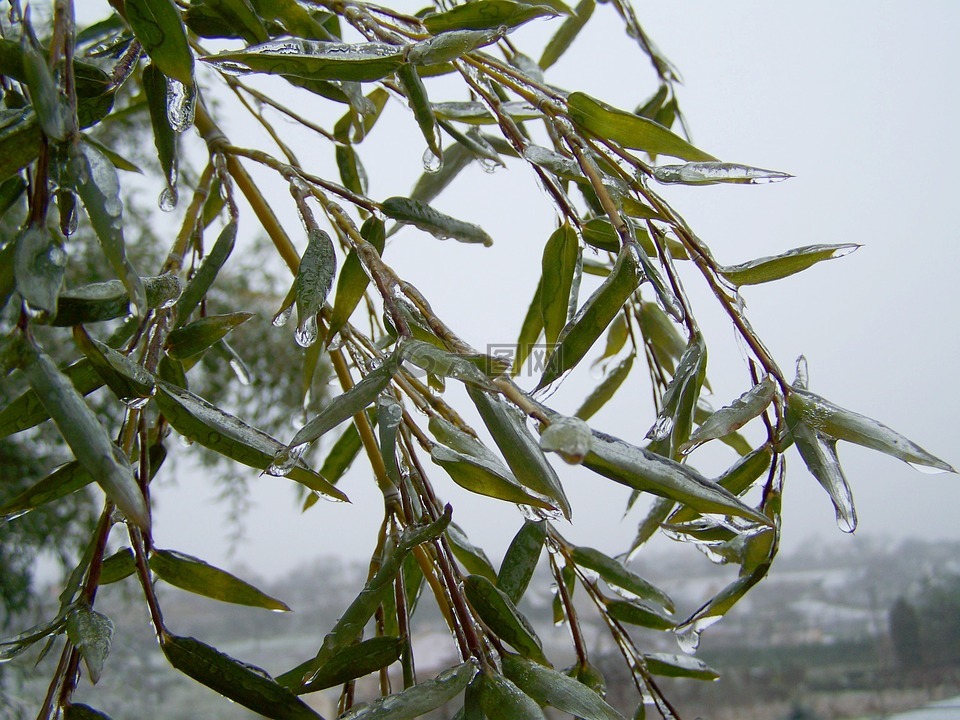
20,22,67,141
576,354,633,420
537,242,641,390
669,446,773,526
540,222,579,348
647,334,706,459
340,661,478,719
19,340,149,529
0,357,101,438
0,107,41,181
567,93,716,162
424,1,559,33
328,217,384,340
251,0,336,41
497,519,546,604
432,444,556,510
73,325,156,405
446,522,498,582
66,602,113,684
52,273,181,327
160,633,321,720
676,563,770,651
175,220,237,325
0,461,92,519
155,380,348,501
477,671,546,720
203,40,404,82
100,548,136,585
165,312,253,360
463,574,547,664
604,599,674,630
467,385,571,518
382,196,493,246
428,415,501,466
142,62,179,199
68,141,147,317
540,0,594,70
293,227,336,347
277,636,403,692
571,546,673,611
643,653,718,681
14,224,66,319
124,0,195,85
719,244,859,286
502,653,625,720
185,0,269,43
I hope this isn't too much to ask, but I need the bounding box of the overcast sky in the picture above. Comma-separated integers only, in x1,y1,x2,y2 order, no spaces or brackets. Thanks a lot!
131,1,960,580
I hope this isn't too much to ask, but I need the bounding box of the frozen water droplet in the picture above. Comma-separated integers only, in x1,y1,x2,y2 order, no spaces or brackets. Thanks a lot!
159,185,178,212
272,305,293,328
166,77,196,133
794,355,809,389
121,396,151,410
836,511,856,533
60,195,79,236
478,157,500,174
676,628,700,654
177,434,194,448
907,461,949,475
645,414,674,441
422,146,442,174
267,443,308,477
295,314,318,347
23,302,51,323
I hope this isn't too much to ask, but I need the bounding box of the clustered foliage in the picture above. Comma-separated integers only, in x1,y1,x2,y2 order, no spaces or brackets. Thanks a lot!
0,0,954,718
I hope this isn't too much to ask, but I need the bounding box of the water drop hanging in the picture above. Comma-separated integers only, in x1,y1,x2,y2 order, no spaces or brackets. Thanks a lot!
295,313,319,348
159,185,178,212
422,146,443,174
166,77,197,133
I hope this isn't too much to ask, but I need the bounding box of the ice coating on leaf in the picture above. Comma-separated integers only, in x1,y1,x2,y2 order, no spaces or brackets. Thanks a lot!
406,27,505,66
720,244,860,287
680,376,776,455
422,146,443,173
165,76,196,133
652,162,792,185
14,225,67,319
523,144,582,180
294,228,336,347
539,416,592,464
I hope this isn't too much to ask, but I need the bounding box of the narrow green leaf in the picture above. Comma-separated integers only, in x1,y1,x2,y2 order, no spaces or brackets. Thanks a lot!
66,603,113,684
340,661,478,720
497,519,546,604
478,672,546,720
21,21,67,141
401,339,495,388
567,92,716,162
155,380,348,502
328,217,384,339
432,100,541,125
537,242,641,390
467,385,571,518
203,40,404,82
14,224,66,319
150,549,289,610
652,162,791,185
73,326,155,405
463,574,547,664
604,599,674,630
0,358,102,438
334,87,390,143
142,62,179,199
284,350,400,449
540,223,579,347
184,0,270,43
277,636,403,692
52,273,181,327
786,403,857,533
428,416,501,466
432,444,556,510
292,227,336,348
446,522,498,582
407,27,504,66
643,653,718,681
19,340,149,529
68,141,146,317
502,653,625,720
0,461,92,519
160,633,321,720
382,196,493,246
512,278,543,377
571,546,673,612
99,548,136,585
424,1,558,33
0,614,67,662
669,446,773,526
719,244,860,287
0,107,41,181
250,0,336,41
681,377,776,455
540,0,594,70
124,0,195,85
175,220,237,325
165,312,253,360
576,354,633,421
584,429,772,526
787,389,955,473
647,334,706,459
675,563,770,651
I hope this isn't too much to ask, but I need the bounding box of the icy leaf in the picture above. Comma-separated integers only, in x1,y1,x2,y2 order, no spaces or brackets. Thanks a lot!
604,599,674,630
539,416,592,465
432,100,541,125
681,376,776,455
19,340,149,529
787,389,955,474
432,445,556,510
73,326,155,406
0,357,102,439
339,661,478,720
446,522,498,581
540,0,595,70
159,633,321,719
652,162,791,185
277,636,403,693
719,244,860,287
571,546,674,612
463,574,548,664
502,653,625,720
175,221,237,325
382,196,493,246
20,22,67,141
513,278,544,377
477,672,546,720
125,0,195,86
567,93,716,162
150,549,290,611
423,1,559,33
540,222,579,348
202,40,404,83
643,653,718,681
66,603,113,684
14,224,66,319
537,242,641,390
498,519,546,604
294,228,336,347
401,339,493,388
576,354,633,421
142,63,179,202
407,27,505,66
165,312,253,360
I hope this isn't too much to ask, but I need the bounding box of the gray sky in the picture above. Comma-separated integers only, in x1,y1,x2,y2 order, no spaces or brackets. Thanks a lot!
140,1,960,579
